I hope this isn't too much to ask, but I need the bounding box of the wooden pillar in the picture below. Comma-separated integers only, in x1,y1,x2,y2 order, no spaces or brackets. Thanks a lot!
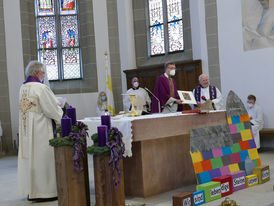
93,155,125,206
54,146,90,206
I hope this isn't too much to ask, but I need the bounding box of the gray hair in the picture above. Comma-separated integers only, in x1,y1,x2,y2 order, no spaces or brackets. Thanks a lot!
199,74,209,82
25,60,45,77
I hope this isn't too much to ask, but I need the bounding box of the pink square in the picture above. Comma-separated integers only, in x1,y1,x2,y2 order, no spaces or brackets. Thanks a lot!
212,148,223,158
229,124,238,134
220,166,231,176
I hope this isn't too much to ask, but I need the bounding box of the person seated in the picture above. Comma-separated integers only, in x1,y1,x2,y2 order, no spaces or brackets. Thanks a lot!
96,91,108,116
246,95,264,149
123,77,151,113
151,62,183,113
193,74,224,110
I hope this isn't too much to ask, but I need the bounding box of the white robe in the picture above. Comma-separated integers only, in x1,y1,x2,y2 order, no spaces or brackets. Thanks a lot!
192,86,225,110
123,87,151,112
18,82,63,199
96,102,108,116
246,104,264,148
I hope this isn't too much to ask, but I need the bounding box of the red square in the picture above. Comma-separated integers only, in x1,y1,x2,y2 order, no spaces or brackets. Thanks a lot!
212,175,233,197
230,153,241,164
201,159,212,171
239,141,250,151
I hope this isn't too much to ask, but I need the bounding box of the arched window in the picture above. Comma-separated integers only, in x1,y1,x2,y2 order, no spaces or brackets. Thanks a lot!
35,0,82,80
148,0,184,56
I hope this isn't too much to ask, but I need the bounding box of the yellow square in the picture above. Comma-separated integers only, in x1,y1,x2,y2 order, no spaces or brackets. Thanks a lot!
240,129,253,141
229,163,240,173
248,148,259,160
227,117,232,124
190,152,203,163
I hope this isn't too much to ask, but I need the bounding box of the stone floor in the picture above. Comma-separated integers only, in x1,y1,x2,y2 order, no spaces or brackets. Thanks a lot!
0,151,274,206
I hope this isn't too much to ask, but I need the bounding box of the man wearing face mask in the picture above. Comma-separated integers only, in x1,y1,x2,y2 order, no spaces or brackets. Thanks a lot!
246,95,264,149
193,74,224,110
18,61,63,201
151,62,183,113
123,77,151,112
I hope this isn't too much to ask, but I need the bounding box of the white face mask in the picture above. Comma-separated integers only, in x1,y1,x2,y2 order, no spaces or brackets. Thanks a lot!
247,103,254,108
133,82,139,88
169,69,176,76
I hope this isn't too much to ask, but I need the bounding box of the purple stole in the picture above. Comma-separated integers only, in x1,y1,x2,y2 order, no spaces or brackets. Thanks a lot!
23,76,57,137
194,85,217,102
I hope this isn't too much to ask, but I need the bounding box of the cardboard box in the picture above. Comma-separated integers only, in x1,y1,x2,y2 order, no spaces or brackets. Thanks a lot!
253,165,270,184
246,174,258,187
193,190,205,206
196,181,221,203
230,170,246,192
212,175,233,197
173,192,193,206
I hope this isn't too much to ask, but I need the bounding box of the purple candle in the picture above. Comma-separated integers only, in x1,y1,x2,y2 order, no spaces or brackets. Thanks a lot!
61,115,72,137
97,125,108,147
67,105,76,125
101,114,111,130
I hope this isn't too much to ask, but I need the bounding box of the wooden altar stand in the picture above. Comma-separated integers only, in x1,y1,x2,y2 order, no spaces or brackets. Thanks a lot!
123,111,227,197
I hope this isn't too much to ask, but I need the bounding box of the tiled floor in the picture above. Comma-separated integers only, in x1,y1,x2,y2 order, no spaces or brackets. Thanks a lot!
0,152,274,206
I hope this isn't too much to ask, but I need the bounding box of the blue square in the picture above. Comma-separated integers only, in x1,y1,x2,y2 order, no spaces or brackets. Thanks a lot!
202,150,213,160
239,150,249,162
209,168,221,179
197,171,211,184
193,190,205,206
248,139,257,149
232,116,241,124
222,146,232,156
238,162,245,171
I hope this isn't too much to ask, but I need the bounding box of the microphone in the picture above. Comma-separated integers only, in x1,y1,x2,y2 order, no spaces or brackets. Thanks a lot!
201,96,216,110
145,87,161,113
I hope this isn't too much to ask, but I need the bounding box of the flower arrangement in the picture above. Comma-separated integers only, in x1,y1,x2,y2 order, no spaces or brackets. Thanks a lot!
49,121,89,173
87,127,125,188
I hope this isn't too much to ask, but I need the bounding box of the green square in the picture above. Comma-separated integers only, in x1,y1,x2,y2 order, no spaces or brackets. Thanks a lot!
236,123,245,132
231,143,241,153
210,157,223,169
253,159,258,167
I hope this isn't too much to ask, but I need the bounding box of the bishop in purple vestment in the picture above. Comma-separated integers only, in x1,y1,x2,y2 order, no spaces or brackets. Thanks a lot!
151,62,183,113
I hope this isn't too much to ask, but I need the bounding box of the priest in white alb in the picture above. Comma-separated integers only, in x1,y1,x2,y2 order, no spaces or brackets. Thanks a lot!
193,74,224,110
18,61,63,201
123,77,151,112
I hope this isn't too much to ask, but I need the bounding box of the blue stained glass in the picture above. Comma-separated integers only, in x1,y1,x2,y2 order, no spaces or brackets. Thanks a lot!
60,15,79,47
36,0,55,16
168,20,184,52
150,25,165,55
167,0,182,22
38,17,57,49
60,0,77,15
149,0,164,26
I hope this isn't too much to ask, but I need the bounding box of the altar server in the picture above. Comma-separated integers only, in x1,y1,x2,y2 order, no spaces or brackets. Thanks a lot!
151,62,183,113
246,95,264,149
18,61,63,201
193,74,224,110
96,91,108,116
123,77,151,112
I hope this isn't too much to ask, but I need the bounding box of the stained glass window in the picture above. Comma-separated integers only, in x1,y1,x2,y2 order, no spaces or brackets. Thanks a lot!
35,0,82,81
148,0,184,55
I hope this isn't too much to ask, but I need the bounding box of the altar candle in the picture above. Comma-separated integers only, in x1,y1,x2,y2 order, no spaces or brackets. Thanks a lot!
101,114,111,130
67,105,76,125
61,115,72,137
97,125,108,147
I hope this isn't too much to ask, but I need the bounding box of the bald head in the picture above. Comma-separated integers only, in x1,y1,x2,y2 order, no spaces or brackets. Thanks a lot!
199,74,210,88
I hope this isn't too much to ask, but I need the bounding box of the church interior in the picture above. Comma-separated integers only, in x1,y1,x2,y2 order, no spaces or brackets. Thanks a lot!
1,0,274,205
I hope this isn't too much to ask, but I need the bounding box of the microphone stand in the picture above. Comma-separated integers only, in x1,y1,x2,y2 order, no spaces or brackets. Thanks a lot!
145,87,161,113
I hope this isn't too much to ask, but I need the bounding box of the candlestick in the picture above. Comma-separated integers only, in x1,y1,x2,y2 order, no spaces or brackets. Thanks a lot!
61,115,72,137
67,105,76,125
101,114,111,130
97,125,108,147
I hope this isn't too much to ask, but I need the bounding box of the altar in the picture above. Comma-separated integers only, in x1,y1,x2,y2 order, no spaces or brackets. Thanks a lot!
82,111,227,197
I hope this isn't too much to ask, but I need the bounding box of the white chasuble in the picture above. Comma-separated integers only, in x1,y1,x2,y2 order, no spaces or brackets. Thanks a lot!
18,82,63,198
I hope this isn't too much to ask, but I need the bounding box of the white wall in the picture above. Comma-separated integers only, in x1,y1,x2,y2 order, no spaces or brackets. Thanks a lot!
217,0,274,128
3,0,25,144
189,0,209,75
